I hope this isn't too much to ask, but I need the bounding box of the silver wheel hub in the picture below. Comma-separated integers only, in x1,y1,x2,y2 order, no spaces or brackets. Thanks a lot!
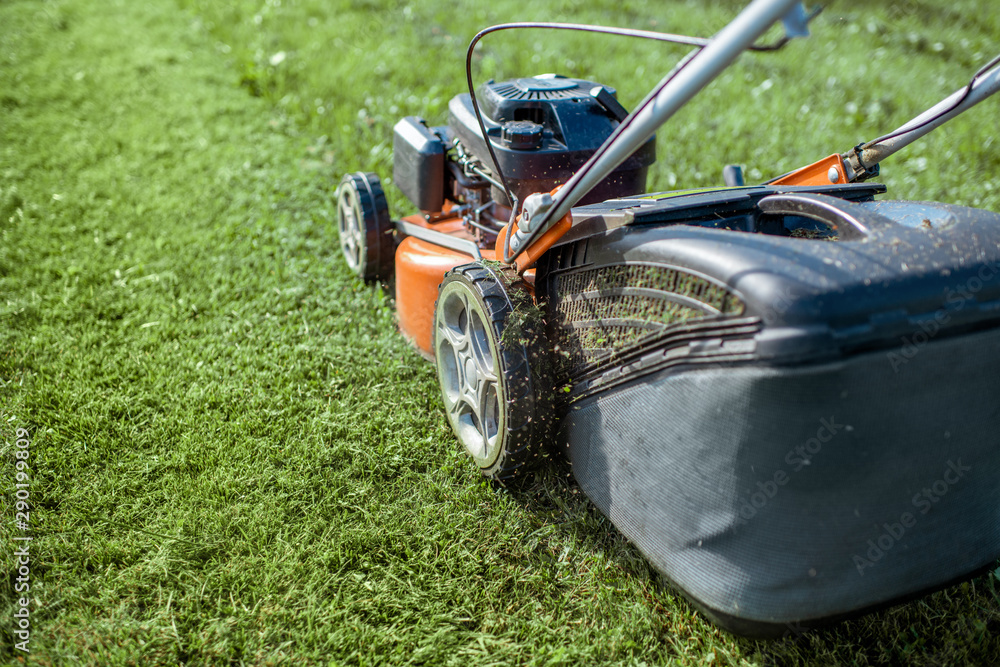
337,187,364,273
435,284,502,467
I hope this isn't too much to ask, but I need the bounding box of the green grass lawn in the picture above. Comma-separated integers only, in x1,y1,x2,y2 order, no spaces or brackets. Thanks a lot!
2,0,999,664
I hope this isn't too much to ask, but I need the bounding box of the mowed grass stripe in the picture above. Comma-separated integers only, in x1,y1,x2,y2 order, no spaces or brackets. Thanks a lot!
2,0,1000,665
0,0,702,664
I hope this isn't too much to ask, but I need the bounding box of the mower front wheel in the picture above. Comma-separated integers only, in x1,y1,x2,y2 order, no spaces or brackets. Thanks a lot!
433,263,551,483
335,172,394,281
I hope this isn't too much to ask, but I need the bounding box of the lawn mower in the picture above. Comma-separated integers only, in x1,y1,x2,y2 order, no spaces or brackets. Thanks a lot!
334,0,1000,637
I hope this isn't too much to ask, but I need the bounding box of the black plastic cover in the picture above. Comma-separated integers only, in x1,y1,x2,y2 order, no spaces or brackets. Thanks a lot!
535,183,1000,632
563,325,1000,633
448,75,656,206
393,116,445,212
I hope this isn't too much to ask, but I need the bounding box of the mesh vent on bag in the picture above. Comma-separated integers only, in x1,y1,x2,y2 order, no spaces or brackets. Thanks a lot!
551,263,745,374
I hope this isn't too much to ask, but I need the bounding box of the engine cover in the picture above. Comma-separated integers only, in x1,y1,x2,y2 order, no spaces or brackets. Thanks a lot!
447,74,656,206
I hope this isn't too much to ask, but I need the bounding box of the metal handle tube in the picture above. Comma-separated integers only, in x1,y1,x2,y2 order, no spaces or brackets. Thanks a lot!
846,57,1000,178
510,0,803,261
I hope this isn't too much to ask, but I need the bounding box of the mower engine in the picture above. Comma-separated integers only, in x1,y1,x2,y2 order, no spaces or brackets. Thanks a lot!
333,2,1000,637
392,74,656,245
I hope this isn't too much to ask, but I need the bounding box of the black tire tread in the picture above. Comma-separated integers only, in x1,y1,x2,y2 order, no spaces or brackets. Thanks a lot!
338,172,394,282
436,262,553,482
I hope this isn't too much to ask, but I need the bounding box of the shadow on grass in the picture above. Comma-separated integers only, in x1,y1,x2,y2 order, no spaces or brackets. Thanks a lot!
502,458,1000,665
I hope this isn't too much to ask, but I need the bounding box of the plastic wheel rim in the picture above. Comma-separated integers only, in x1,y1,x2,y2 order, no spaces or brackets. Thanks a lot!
435,282,503,468
337,182,365,274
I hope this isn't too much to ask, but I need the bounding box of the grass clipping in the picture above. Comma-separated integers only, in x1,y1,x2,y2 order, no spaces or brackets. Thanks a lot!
476,260,546,352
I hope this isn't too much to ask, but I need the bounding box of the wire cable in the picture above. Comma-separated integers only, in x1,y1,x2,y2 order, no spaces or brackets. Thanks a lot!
501,46,702,262
463,19,809,262
861,52,1000,150
464,22,723,210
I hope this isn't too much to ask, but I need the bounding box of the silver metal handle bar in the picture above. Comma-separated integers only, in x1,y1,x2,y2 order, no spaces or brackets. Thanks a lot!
843,55,1000,181
505,0,804,262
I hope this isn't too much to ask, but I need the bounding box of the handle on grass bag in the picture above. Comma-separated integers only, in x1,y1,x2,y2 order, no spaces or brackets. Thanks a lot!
757,192,891,241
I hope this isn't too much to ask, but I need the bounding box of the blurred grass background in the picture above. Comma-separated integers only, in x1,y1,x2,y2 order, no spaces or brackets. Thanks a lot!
2,0,999,664
180,0,1000,212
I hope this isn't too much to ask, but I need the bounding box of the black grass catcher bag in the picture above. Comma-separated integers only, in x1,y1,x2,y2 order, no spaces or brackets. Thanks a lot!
543,185,1000,636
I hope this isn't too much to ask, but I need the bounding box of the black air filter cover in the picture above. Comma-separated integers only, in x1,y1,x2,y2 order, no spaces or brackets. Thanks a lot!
448,74,656,206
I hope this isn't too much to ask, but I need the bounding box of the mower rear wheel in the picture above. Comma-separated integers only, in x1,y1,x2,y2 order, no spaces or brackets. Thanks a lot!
433,263,551,482
336,172,394,281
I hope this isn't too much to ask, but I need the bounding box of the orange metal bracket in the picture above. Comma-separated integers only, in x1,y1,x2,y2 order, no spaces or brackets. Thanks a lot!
495,186,574,274
770,154,850,186
495,214,573,274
